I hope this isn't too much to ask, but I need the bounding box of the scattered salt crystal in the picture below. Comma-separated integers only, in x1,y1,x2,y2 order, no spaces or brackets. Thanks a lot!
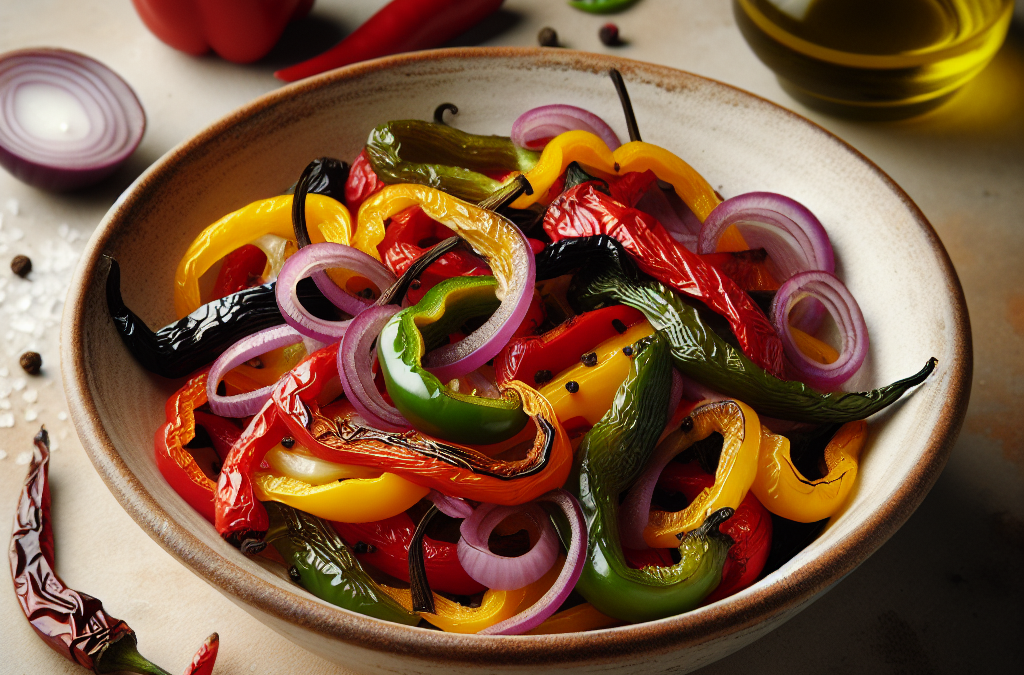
24,409,37,422
67,228,82,243
58,223,69,239
0,450,6,460
12,317,35,333
22,389,37,403
57,411,67,421
0,400,10,409
6,198,19,216
11,378,26,392
0,366,7,377
15,451,31,465
15,295,31,311
0,413,14,427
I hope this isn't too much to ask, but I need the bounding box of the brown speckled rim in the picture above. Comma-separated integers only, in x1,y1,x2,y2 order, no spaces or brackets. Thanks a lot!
61,47,971,667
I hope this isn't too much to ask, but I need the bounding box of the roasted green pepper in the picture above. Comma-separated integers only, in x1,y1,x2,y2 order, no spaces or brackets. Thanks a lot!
568,332,732,623
379,275,530,445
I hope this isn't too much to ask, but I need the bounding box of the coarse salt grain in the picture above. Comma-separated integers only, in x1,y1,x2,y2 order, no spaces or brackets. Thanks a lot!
22,388,37,403
0,450,6,460
6,198,19,215
0,412,13,427
57,411,67,421
15,451,31,465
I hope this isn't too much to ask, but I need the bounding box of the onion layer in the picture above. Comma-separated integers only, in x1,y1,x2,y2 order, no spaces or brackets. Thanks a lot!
207,324,304,417
427,489,474,519
458,502,559,591
337,304,410,432
770,271,868,391
511,104,621,151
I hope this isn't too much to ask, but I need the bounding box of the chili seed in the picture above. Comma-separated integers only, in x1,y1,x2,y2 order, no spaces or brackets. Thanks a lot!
599,23,620,47
680,416,694,433
19,351,42,375
10,254,31,278
288,566,301,582
245,357,264,369
611,318,627,334
281,436,295,448
622,346,634,357
534,369,553,384
581,352,598,367
565,380,580,394
538,27,559,47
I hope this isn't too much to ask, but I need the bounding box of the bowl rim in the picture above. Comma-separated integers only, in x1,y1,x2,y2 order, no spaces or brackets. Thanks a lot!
61,46,971,666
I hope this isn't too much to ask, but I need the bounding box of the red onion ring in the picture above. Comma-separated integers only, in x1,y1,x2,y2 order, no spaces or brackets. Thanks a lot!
0,49,145,191
511,104,621,151
458,502,559,591
770,271,869,391
207,324,305,417
337,304,410,432
275,242,396,342
427,489,474,519
478,490,587,636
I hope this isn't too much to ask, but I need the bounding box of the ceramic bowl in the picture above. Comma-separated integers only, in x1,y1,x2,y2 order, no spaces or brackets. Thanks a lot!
61,48,970,674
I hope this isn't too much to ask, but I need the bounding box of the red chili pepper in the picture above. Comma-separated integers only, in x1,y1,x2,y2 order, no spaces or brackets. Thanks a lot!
657,461,772,603
333,514,485,596
183,633,219,675
131,0,314,64
345,149,387,214
192,410,243,463
543,181,786,377
210,244,267,301
275,0,506,82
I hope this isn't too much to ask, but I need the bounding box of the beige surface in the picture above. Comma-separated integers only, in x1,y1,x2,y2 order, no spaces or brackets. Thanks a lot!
0,1,1021,674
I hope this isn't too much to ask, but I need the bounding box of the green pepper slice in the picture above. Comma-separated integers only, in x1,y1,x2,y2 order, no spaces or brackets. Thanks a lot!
379,275,530,445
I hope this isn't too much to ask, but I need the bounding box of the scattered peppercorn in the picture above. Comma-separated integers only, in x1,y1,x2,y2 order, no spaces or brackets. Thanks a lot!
19,351,42,375
280,436,295,448
538,27,559,47
245,357,264,369
357,288,375,299
565,380,580,394
611,318,627,334
622,345,634,357
680,416,694,433
10,254,31,278
410,279,422,290
288,566,301,581
599,23,620,46
353,541,377,555
581,351,598,367
534,369,553,385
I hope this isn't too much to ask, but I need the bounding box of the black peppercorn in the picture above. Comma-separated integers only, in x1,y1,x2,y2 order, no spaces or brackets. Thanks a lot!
10,254,31,278
19,351,42,375
599,23,620,47
288,566,302,582
581,352,598,367
353,541,377,555
534,369,553,384
565,380,580,394
680,416,694,433
611,318,627,334
410,279,422,290
280,436,295,448
622,346,634,357
538,27,559,47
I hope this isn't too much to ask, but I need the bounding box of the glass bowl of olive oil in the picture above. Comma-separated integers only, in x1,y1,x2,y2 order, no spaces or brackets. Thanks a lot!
733,0,1015,118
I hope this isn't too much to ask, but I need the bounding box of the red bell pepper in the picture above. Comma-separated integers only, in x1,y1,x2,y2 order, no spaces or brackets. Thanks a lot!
210,244,267,301
345,149,387,214
131,0,314,64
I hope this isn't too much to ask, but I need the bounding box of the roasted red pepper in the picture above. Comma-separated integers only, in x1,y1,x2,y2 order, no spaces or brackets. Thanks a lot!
334,513,485,596
131,0,314,64
209,244,267,301
345,149,387,214
544,180,786,377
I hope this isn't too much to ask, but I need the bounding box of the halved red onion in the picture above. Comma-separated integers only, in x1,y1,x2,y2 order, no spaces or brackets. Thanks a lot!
458,502,559,591
427,489,474,519
511,104,621,151
770,271,868,391
478,490,587,636
337,304,410,432
275,242,396,342
207,324,305,417
0,49,145,191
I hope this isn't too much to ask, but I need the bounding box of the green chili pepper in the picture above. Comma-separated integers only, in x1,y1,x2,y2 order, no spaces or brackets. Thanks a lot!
568,0,641,14
555,236,936,423
365,120,540,204
568,333,732,623
263,501,420,626
379,275,530,445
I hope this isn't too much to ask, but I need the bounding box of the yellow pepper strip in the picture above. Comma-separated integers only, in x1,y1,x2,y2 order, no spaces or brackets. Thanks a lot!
643,400,762,549
752,420,867,523
790,326,839,364
525,603,623,635
174,193,352,317
539,321,655,428
381,585,528,634
252,469,428,523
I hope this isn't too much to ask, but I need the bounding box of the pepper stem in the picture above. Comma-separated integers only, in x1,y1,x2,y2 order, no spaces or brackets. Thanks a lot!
409,505,440,614
433,102,459,125
476,174,534,212
609,69,642,143
95,634,172,675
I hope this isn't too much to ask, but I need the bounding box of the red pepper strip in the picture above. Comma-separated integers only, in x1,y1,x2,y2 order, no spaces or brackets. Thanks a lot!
699,250,780,292
333,513,486,596
192,411,242,463
210,244,267,301
275,0,505,81
658,461,773,603
346,149,387,214
549,169,658,209
272,345,573,506
184,633,220,675
494,305,647,386
544,181,786,377
156,373,220,523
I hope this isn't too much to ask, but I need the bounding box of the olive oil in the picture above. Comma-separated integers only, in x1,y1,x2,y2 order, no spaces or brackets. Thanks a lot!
734,0,1014,118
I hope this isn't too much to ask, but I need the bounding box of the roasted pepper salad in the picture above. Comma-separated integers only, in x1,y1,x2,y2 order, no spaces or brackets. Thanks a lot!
107,73,934,636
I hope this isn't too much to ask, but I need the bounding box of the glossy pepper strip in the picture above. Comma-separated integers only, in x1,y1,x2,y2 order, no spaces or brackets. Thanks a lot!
553,235,937,422
364,119,539,204
545,179,784,376
569,334,732,623
263,502,420,626
175,193,352,317
273,344,572,506
568,0,640,13
345,149,387,213
752,420,867,523
333,513,486,596
11,429,184,675
641,401,762,548
107,257,331,379
379,276,529,445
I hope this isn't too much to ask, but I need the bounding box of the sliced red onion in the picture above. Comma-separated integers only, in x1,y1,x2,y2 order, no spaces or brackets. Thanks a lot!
427,489,474,519
458,502,558,591
337,304,410,432
511,104,621,151
668,368,683,418
275,242,396,342
207,324,304,417
464,370,501,399
636,184,701,251
0,49,145,191
478,490,587,636
770,270,868,391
